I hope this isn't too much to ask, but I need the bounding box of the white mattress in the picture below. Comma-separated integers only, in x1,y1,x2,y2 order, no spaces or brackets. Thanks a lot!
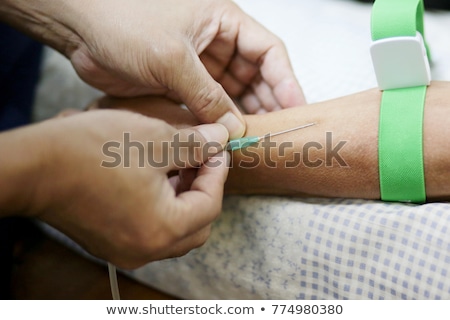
35,0,450,299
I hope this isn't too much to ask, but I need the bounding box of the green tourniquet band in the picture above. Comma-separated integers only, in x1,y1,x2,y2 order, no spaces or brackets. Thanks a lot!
371,0,431,60
371,0,424,40
372,0,428,203
378,86,427,203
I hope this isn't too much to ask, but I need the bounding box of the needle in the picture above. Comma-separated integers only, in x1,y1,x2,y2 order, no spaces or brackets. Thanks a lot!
226,122,316,151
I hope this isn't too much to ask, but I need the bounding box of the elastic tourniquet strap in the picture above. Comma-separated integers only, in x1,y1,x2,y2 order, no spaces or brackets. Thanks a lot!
372,0,429,203
378,86,427,203
372,0,430,60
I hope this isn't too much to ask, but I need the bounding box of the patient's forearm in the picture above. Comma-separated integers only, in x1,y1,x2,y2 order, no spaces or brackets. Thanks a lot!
226,82,450,201
94,81,450,202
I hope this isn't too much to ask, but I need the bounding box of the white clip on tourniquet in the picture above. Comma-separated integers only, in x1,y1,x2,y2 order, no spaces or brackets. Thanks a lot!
370,31,430,90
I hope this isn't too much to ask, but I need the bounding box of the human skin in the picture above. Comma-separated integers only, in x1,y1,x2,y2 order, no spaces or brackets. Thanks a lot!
0,111,230,269
91,81,450,202
0,0,305,138
0,0,307,270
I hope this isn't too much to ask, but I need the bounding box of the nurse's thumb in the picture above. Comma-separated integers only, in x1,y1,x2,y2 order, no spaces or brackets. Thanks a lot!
174,55,246,139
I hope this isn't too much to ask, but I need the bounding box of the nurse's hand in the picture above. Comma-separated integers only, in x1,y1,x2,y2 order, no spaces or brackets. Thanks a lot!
2,0,305,138
0,110,229,269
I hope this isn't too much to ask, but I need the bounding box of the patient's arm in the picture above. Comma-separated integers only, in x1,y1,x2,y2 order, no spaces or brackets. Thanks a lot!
93,81,450,202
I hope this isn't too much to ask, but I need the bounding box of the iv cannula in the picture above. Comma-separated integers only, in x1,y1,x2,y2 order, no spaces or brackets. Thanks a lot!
226,122,316,151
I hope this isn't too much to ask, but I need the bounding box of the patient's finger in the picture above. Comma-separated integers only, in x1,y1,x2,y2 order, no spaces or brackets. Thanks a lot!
218,71,247,98
250,74,280,111
240,89,262,114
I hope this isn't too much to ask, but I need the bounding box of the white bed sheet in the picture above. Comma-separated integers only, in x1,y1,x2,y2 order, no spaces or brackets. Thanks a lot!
35,0,450,299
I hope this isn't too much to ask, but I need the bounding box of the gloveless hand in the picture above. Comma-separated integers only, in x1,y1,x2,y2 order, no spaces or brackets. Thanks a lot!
0,110,230,269
1,0,305,138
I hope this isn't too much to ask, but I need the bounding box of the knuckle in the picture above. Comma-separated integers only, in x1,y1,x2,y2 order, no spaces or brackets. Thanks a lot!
172,227,212,259
178,128,208,165
194,227,211,248
189,83,226,121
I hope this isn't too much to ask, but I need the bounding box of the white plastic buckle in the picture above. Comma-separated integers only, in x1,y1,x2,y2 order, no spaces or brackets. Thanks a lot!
370,31,431,90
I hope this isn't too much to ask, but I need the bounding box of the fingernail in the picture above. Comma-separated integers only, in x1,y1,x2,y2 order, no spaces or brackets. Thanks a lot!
216,112,246,139
196,123,229,146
